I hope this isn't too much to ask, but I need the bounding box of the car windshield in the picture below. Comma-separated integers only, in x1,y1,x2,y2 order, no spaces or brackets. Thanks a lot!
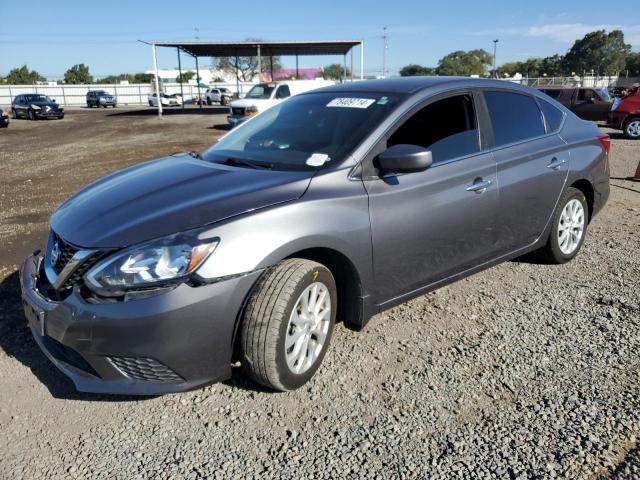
245,85,276,99
94,91,108,95
24,94,51,102
202,91,404,171
596,89,611,101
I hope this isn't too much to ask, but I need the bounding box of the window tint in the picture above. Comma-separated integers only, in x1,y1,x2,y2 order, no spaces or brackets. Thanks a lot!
577,89,596,101
538,97,564,132
276,85,291,99
483,91,545,147
388,94,480,165
542,89,562,99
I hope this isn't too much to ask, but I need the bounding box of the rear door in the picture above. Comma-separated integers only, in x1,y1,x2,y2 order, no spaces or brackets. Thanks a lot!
364,90,499,303
482,90,569,253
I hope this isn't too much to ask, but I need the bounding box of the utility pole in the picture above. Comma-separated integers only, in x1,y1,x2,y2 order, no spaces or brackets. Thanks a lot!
493,39,499,78
194,27,200,41
382,27,388,78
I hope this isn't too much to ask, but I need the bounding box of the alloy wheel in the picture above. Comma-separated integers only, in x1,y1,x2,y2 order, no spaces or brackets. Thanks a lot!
626,120,640,138
285,282,331,374
558,199,585,255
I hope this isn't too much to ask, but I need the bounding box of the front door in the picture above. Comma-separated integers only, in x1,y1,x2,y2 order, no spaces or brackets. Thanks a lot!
363,91,499,304
571,88,610,121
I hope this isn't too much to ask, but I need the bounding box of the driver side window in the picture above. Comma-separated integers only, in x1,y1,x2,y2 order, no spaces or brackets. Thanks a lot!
276,85,291,99
387,93,480,165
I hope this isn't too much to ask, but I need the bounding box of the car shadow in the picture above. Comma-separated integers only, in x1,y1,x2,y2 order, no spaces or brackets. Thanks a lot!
0,270,150,402
106,106,229,117
208,124,232,131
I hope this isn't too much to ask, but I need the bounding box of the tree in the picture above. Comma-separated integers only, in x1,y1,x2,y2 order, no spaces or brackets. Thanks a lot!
625,52,640,76
176,70,195,83
64,64,93,84
563,30,631,75
4,65,46,84
399,64,434,76
214,40,283,81
98,73,155,84
495,61,522,77
436,49,493,76
322,63,351,80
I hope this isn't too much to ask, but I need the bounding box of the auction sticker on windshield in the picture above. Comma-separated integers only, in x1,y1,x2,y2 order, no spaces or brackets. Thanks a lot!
327,98,376,108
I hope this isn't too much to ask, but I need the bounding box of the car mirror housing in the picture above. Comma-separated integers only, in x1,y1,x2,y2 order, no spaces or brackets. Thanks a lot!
375,144,433,173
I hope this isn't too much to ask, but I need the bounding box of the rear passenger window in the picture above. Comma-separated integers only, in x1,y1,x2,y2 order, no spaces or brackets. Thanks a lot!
483,91,545,147
542,89,562,99
388,94,480,165
538,97,564,132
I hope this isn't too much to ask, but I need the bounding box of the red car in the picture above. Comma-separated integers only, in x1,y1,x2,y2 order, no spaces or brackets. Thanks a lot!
609,88,640,139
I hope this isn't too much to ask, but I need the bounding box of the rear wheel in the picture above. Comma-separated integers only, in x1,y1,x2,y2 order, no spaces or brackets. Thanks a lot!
536,187,588,264
623,118,640,139
241,259,336,391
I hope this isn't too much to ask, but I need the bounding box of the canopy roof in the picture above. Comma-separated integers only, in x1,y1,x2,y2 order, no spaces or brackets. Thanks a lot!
154,40,362,57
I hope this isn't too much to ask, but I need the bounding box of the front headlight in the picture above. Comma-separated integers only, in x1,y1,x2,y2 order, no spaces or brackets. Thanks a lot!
245,106,259,117
84,231,218,296
31,104,41,110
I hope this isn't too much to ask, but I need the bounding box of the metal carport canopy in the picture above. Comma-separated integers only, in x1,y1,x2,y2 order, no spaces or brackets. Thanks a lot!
154,40,362,58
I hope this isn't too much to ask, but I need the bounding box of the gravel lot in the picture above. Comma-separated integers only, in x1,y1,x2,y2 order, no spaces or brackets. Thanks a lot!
0,108,639,479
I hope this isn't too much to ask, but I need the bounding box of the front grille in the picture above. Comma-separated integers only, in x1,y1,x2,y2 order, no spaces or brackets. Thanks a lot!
40,335,99,377
109,356,183,383
232,107,245,116
51,232,78,274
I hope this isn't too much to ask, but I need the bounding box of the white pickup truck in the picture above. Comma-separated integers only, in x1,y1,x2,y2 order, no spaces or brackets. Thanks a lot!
227,80,334,127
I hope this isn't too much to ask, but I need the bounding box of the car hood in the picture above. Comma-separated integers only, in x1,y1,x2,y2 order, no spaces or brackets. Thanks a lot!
51,154,313,248
31,101,60,108
231,98,275,108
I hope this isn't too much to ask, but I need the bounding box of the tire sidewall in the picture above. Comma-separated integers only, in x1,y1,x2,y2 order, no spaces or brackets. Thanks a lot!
549,188,588,263
273,266,337,391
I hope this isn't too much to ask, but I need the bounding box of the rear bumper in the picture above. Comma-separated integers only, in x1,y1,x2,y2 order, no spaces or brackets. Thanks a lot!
20,253,261,395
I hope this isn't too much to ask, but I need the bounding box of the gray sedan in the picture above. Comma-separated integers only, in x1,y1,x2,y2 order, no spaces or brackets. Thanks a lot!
20,77,609,394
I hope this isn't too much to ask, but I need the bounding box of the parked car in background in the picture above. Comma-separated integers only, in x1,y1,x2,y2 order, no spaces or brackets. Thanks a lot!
20,78,609,395
0,107,9,128
86,90,117,108
148,93,183,107
537,86,612,122
227,80,334,126
204,87,233,106
11,94,64,120
608,87,640,139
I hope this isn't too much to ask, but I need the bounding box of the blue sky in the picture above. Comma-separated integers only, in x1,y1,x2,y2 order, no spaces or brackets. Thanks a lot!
1,0,638,79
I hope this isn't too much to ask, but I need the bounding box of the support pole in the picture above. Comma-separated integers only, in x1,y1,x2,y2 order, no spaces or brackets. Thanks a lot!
177,47,184,111
343,54,347,83
270,56,274,81
152,42,163,118
257,44,261,82
296,53,299,79
195,55,202,109
350,48,354,82
235,56,240,98
360,40,364,80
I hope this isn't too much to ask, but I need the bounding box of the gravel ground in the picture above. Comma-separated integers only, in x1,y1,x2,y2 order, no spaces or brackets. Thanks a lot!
0,109,639,479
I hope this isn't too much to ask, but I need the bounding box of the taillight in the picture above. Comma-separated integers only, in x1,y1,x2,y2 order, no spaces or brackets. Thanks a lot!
597,134,611,157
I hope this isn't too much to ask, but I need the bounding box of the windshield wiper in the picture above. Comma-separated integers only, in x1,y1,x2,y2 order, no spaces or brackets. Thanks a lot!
224,157,273,170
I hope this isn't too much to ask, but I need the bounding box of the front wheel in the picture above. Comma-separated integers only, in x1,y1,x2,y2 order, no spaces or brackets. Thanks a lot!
536,187,588,264
28,109,36,121
623,118,640,139
11,108,17,119
241,259,337,391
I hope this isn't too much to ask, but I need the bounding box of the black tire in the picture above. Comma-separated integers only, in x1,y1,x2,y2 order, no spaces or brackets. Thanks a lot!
241,259,337,391
11,108,17,119
622,117,640,140
28,109,36,121
536,187,588,264
206,97,212,105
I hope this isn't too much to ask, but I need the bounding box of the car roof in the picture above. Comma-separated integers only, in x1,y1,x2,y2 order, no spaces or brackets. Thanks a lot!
313,76,539,95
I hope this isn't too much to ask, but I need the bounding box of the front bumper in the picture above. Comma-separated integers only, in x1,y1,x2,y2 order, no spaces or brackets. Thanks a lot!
35,109,64,118
99,99,117,106
20,253,261,395
227,115,248,127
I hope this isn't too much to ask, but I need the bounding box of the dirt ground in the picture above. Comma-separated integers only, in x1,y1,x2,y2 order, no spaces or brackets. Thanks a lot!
0,107,639,479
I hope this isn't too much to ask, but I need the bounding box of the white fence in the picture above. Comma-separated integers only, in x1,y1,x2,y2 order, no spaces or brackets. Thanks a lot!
508,76,619,88
0,82,259,107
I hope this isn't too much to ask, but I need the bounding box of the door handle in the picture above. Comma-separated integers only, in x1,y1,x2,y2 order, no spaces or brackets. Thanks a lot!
466,179,493,193
546,157,566,170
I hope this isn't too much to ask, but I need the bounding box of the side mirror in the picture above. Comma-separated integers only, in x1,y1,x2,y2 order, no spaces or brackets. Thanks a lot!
375,144,433,173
